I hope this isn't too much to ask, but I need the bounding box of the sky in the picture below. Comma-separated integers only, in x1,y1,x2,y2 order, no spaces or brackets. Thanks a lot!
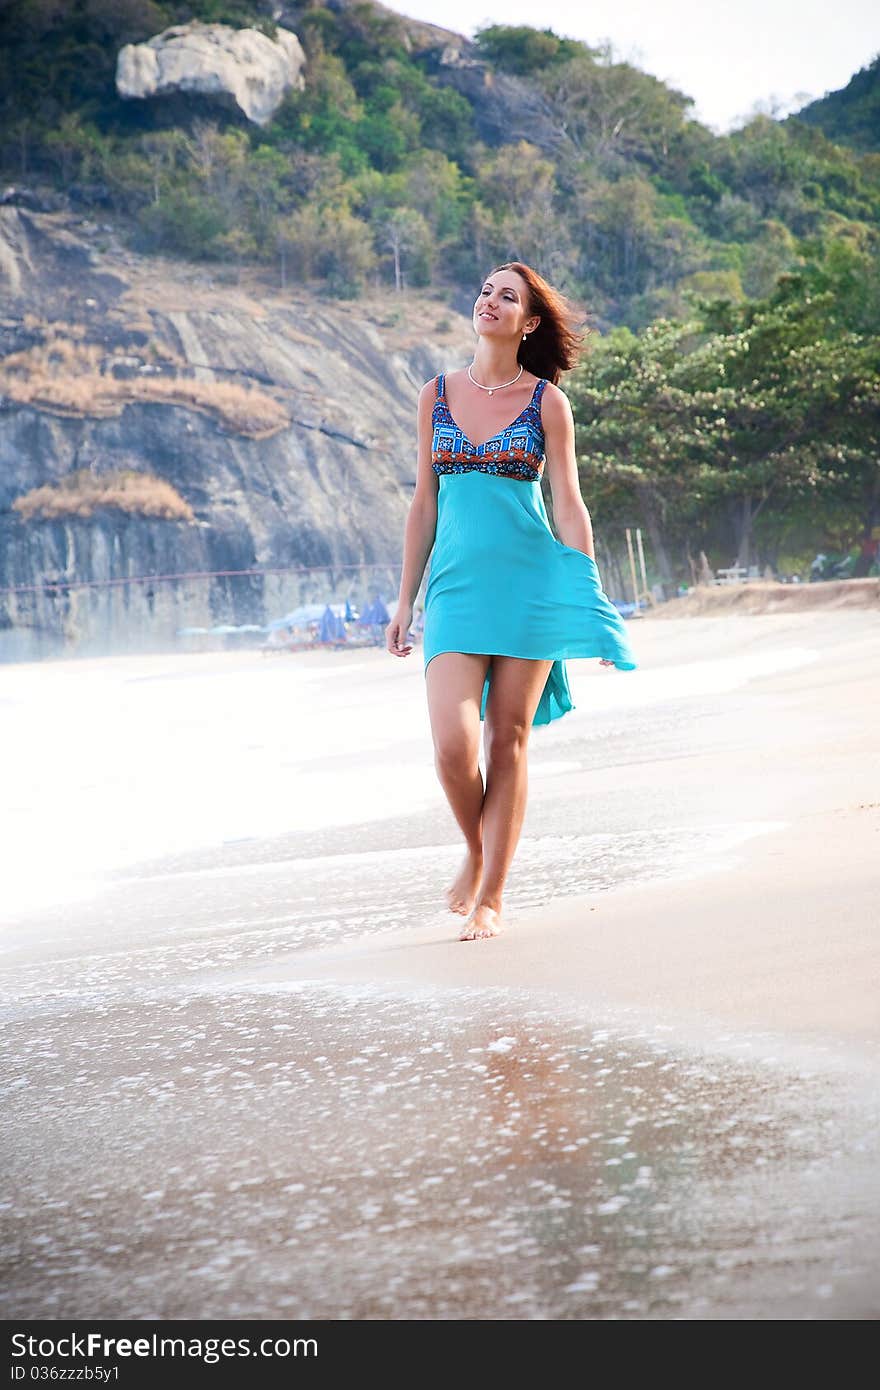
380,0,880,134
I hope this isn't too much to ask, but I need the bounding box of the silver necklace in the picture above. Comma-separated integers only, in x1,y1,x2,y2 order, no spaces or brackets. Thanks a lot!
467,362,524,396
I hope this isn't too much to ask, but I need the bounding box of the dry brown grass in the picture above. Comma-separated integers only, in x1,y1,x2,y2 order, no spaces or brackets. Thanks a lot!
1,323,289,437
13,468,195,522
646,578,880,618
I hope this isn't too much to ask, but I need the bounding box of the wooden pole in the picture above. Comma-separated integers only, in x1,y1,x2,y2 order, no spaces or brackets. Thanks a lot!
625,527,639,609
636,527,654,605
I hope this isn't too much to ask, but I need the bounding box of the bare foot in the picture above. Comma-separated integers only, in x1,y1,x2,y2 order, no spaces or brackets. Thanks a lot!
459,901,503,941
445,849,483,916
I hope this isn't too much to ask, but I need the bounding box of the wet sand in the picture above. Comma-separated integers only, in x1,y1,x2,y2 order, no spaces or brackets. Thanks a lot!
239,805,880,1065
1,610,879,1318
4,980,879,1320
245,604,880,1059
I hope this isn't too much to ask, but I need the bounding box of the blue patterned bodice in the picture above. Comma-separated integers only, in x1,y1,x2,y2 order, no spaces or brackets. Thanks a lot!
431,372,548,481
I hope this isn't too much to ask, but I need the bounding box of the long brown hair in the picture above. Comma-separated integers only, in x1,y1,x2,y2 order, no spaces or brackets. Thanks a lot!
487,261,588,385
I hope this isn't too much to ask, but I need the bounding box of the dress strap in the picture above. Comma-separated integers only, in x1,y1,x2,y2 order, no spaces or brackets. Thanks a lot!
435,373,444,400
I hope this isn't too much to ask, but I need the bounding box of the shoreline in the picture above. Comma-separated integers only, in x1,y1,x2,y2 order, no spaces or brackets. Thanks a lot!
3,607,879,1319
259,799,878,1071
5,609,878,1068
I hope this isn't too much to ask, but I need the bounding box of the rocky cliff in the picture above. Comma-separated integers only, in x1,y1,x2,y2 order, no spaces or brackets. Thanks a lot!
0,201,468,659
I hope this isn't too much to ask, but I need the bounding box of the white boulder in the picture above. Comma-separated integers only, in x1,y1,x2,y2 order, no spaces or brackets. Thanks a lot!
116,20,305,126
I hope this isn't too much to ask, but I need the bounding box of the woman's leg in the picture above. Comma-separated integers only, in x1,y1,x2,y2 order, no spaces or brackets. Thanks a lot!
425,651,491,915
462,655,554,940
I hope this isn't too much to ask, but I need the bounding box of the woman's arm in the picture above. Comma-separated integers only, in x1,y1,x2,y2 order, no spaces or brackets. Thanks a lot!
541,382,596,560
396,381,439,609
388,381,438,655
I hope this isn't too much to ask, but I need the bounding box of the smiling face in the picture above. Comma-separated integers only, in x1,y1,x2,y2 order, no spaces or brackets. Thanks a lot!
473,269,540,340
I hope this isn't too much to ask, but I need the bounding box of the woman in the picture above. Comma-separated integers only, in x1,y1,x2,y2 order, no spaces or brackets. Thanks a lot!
386,262,637,942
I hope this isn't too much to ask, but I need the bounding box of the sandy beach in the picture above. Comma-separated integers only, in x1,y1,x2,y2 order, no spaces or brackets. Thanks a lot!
2,605,879,1319
266,605,880,1060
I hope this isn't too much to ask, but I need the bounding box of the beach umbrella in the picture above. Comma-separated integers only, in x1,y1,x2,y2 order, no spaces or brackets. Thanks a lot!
268,602,347,631
266,604,321,630
319,605,338,642
371,595,390,625
345,597,354,621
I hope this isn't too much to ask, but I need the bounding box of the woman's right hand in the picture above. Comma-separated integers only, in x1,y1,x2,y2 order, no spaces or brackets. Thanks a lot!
386,607,414,657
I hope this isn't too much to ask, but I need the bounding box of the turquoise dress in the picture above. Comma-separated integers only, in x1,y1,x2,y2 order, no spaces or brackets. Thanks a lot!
423,373,637,726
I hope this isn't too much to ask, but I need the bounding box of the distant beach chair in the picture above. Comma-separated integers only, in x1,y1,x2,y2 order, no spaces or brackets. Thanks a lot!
715,566,750,584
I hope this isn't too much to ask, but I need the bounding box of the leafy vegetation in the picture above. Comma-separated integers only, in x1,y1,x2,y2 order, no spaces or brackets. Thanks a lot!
791,55,880,154
3,3,878,319
569,229,880,588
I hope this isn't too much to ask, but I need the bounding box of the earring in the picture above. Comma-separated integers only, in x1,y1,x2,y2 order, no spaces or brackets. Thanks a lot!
523,333,528,340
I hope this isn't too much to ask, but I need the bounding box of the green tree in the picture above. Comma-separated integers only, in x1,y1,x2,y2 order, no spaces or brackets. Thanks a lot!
276,199,376,295
136,129,187,206
539,49,695,171
276,49,366,172
473,25,585,75
136,189,227,257
568,244,880,587
44,111,105,183
380,206,431,289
